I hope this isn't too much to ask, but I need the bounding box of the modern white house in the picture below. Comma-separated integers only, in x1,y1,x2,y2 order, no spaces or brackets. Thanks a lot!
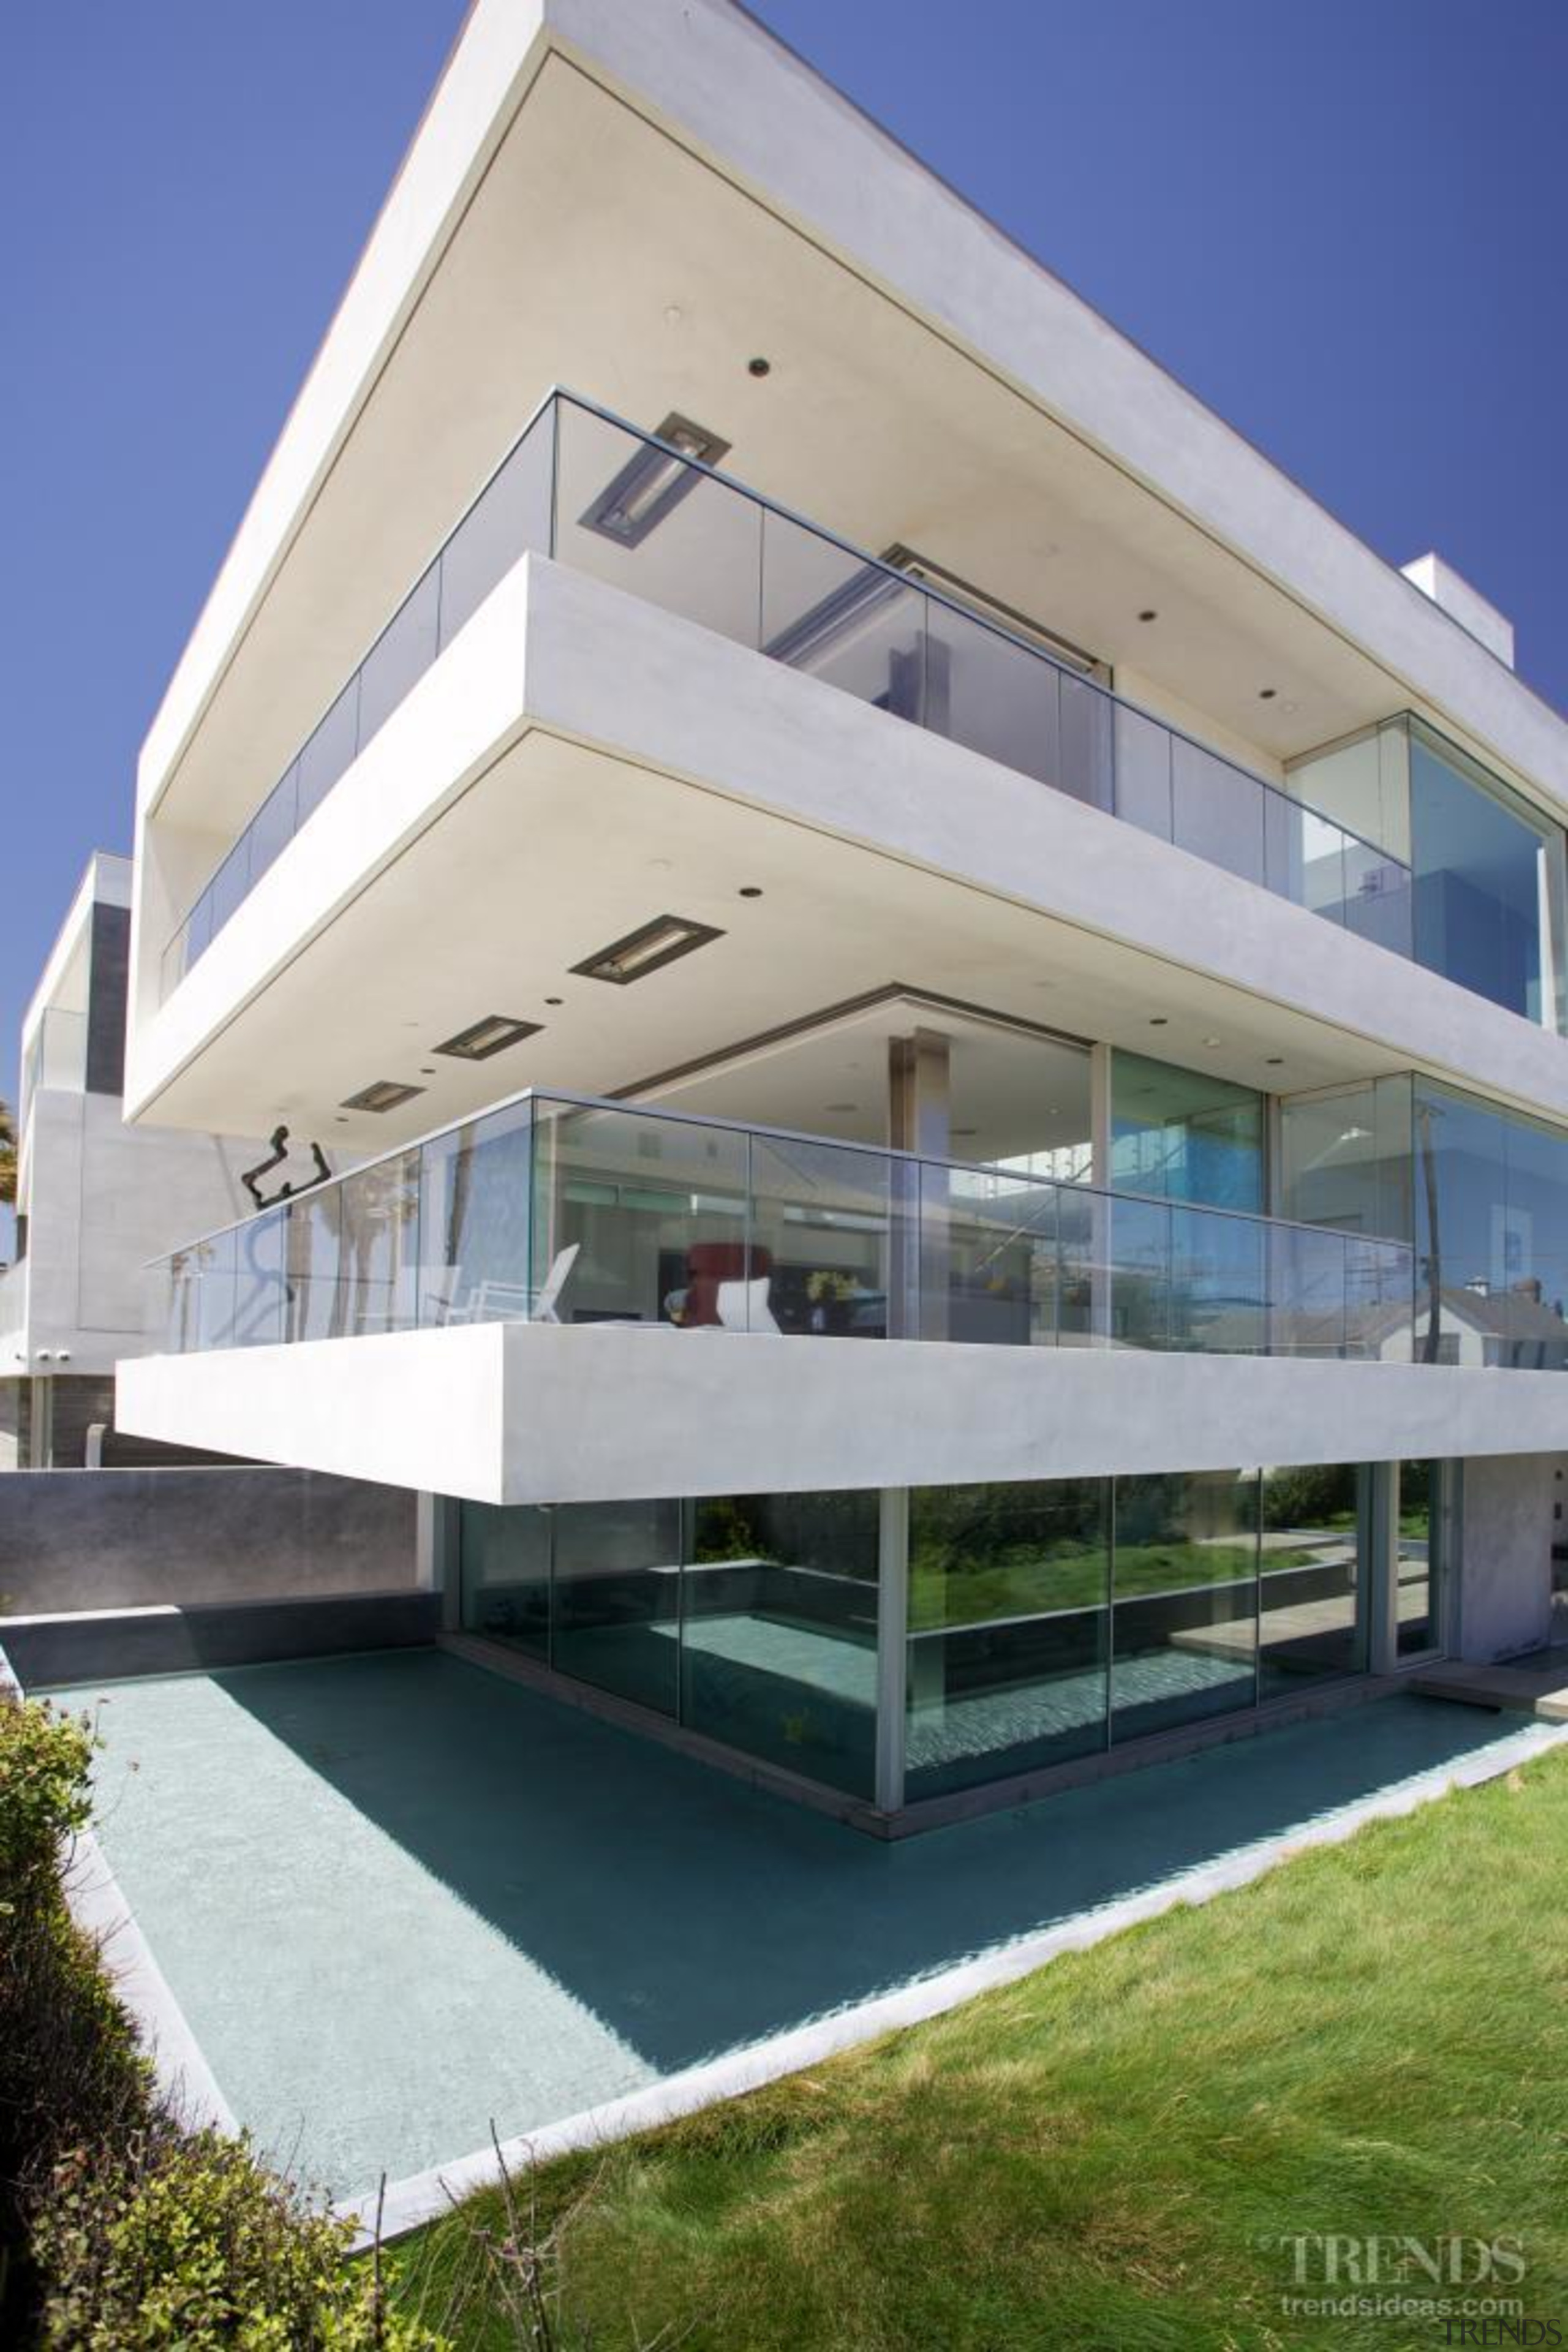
0,855,258,1468
116,0,1568,1830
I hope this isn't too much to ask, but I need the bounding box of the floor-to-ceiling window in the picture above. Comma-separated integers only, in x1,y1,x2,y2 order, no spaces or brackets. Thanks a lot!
1258,1463,1369,1695
904,1480,1110,1800
1287,716,1566,1030
459,1464,1385,1812
1395,1461,1446,1656
1110,1469,1260,1740
1110,1052,1265,1211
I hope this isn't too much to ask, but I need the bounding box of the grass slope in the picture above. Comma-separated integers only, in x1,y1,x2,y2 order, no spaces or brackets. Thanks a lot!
393,1745,1568,2350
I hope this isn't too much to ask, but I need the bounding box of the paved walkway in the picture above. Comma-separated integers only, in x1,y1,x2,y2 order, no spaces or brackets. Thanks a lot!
48,1649,1562,2201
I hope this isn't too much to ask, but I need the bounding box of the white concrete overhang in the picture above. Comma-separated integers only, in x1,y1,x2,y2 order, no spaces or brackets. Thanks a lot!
133,0,1568,893
116,1323,1568,1506
128,553,1568,1155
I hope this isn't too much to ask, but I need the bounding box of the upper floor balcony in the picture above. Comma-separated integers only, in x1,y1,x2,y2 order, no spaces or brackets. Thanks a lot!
155,393,1507,1016
150,1087,1414,1364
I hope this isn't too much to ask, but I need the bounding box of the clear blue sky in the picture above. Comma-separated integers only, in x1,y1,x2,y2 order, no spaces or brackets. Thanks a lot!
4,0,1564,1104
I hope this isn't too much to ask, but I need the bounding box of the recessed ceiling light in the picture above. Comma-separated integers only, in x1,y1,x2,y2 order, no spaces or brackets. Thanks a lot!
953,1126,978,1137
420,1067,436,1076
826,1101,859,1114
1259,687,1278,701
435,1014,543,1063
1139,609,1158,623
339,1079,425,1114
1266,1056,1284,1066
334,1116,349,1125
1149,1016,1169,1027
572,913,725,986
739,886,764,899
748,356,771,377
580,413,729,548
545,997,564,1007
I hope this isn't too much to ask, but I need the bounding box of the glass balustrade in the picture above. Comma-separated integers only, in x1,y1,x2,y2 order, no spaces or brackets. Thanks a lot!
160,392,1413,998
146,1089,1417,1368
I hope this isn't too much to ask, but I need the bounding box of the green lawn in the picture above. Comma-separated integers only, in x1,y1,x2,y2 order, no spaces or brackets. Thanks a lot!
390,1746,1568,2350
907,1537,1347,1626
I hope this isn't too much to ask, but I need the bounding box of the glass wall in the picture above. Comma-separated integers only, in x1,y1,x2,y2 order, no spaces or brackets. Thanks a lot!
458,1489,878,1797
1289,716,1567,1030
1110,1471,1261,1741
1412,1080,1568,1370
1278,1077,1413,1245
905,1480,1110,1800
683,1491,879,1795
459,1465,1395,1811
1259,1462,1368,1697
1110,1051,1265,1210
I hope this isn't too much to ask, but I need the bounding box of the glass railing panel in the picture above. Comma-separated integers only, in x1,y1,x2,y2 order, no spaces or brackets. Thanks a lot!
418,1101,535,1327
28,1007,89,1096
295,675,361,827
531,1100,750,1327
937,1164,1058,1345
231,1205,290,1349
151,1248,199,1353
1348,1234,1414,1362
748,1134,892,1336
1296,805,1349,927
1170,1205,1265,1353
1054,1184,1101,1347
206,835,252,938
1113,703,1174,841
1343,839,1414,958
438,409,556,652
554,402,763,651
1172,737,1266,886
357,559,441,748
1109,1194,1170,1348
924,601,1061,788
1057,671,1115,813
339,1152,422,1335
194,1227,239,1352
247,763,300,891
760,504,925,717
1267,1223,1348,1358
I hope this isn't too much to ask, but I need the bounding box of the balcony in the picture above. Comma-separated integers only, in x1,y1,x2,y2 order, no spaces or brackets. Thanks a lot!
148,1090,1414,1365
158,393,1415,1002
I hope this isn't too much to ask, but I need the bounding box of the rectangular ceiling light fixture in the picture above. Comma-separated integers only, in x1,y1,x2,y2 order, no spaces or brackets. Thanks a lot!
571,913,725,987
763,560,911,669
434,1014,543,1062
579,413,730,548
339,1079,426,1114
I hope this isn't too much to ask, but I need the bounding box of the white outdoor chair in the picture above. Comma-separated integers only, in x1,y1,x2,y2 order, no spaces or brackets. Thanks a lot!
426,1243,579,1326
715,1275,782,1333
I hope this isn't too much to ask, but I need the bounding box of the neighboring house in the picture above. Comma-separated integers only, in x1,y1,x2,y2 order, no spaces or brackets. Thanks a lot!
0,855,258,1468
115,0,1568,1831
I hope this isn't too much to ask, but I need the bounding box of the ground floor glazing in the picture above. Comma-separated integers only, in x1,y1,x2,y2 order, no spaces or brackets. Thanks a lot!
455,1460,1453,1820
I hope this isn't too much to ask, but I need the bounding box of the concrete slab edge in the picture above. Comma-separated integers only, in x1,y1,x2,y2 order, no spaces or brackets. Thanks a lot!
346,1716,1568,2247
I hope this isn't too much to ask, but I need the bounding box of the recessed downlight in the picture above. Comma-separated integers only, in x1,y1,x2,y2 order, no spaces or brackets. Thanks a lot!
1266,1056,1284,1066
739,886,764,899
435,1013,543,1063
747,356,772,378
545,997,564,1007
1149,1016,1169,1027
825,1101,860,1114
1138,609,1158,622
1259,687,1278,701
572,913,725,986
339,1080,425,1114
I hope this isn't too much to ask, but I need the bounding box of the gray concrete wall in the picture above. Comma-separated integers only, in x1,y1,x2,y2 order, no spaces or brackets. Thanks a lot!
1,1591,439,1690
1457,1453,1560,1664
0,1466,419,1616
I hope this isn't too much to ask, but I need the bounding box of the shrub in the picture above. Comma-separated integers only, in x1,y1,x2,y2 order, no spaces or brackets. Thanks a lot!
0,1694,445,2349
35,2126,442,2350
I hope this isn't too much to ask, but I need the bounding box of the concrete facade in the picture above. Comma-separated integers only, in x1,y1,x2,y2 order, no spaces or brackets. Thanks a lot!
110,0,1568,1822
